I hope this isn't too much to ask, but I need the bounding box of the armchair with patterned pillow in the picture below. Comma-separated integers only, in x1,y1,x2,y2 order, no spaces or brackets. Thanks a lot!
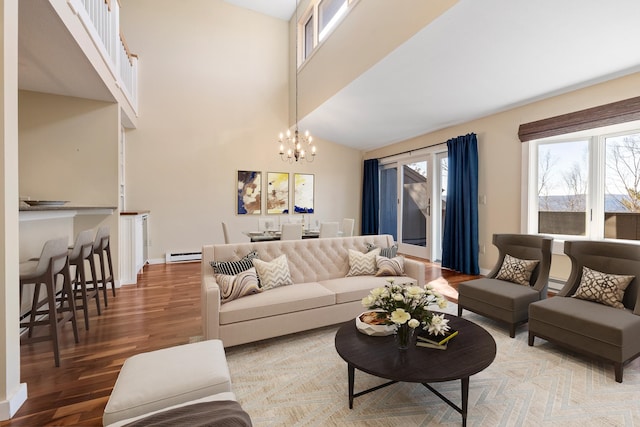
457,233,553,338
528,240,640,383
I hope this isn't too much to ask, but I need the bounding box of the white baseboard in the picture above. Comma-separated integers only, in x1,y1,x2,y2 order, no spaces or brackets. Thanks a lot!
0,382,27,420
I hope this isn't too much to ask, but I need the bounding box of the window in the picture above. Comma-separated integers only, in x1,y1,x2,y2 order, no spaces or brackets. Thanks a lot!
527,128,640,242
318,0,348,42
298,0,355,67
303,14,314,61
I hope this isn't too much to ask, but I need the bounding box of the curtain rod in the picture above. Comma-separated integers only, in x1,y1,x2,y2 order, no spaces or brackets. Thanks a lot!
377,141,447,160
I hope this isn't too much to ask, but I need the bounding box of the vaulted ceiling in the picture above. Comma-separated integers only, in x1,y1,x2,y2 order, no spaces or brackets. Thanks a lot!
225,0,640,151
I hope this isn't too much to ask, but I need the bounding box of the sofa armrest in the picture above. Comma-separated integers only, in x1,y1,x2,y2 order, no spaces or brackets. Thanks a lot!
201,245,221,340
404,258,425,287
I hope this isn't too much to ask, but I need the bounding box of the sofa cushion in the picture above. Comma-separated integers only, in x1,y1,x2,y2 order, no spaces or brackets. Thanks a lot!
375,255,405,277
219,282,335,324
347,248,380,276
529,296,640,348
253,254,293,290
320,275,417,304
495,254,539,286
573,266,634,309
210,250,258,276
216,267,261,304
458,277,540,312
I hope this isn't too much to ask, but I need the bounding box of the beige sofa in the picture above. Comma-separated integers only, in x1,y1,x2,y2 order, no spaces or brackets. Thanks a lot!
201,234,425,347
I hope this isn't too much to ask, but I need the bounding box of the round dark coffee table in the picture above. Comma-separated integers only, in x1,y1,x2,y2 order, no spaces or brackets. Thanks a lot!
334,315,496,426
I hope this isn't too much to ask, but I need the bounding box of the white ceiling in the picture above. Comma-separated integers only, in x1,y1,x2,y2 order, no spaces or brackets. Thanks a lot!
225,0,640,151
19,1,640,152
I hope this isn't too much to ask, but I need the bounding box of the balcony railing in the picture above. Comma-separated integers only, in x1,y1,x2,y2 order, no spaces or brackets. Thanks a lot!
69,0,138,111
539,211,640,241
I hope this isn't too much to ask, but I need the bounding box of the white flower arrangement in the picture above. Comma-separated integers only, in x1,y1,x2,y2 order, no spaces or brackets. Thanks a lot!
361,279,448,332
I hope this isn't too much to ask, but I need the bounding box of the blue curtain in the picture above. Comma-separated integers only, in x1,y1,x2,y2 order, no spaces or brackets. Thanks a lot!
361,159,379,235
442,133,479,275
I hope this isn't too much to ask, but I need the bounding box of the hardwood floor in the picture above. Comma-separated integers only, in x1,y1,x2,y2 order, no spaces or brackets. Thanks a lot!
2,260,476,426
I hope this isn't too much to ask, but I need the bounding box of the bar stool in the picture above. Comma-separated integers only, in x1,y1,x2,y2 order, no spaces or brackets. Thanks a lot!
19,237,79,367
69,230,101,330
93,226,115,307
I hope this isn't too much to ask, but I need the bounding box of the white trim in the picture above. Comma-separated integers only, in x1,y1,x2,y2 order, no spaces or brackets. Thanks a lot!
0,383,27,420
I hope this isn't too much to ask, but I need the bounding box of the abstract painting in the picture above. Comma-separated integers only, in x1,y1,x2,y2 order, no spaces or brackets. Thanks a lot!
237,170,261,215
294,173,314,213
267,172,289,214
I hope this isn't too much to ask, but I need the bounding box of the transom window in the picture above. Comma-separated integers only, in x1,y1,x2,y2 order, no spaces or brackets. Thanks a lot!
299,0,354,67
526,127,640,243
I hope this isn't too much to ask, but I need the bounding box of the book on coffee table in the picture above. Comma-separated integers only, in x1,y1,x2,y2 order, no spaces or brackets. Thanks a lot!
416,329,458,346
416,340,448,350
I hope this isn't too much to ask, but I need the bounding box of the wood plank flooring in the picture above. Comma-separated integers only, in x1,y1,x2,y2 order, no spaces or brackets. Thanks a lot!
1,259,476,426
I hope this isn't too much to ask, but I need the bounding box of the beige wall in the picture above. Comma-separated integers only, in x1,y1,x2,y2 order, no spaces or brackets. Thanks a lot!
366,72,640,281
120,0,363,260
18,91,120,266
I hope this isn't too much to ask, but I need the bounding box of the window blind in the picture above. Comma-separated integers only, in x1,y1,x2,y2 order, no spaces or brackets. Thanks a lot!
518,96,640,142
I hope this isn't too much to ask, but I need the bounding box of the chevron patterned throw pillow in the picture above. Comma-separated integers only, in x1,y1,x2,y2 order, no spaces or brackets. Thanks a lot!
253,254,293,290
347,248,380,276
573,266,634,309
495,254,539,286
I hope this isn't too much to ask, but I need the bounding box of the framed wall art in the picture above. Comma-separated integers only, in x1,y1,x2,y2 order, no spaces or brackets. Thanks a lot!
294,173,314,213
237,170,261,215
266,172,289,214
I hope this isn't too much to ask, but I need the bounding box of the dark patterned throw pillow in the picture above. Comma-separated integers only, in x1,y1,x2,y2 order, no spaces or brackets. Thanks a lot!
573,266,634,309
495,254,539,286
210,250,259,276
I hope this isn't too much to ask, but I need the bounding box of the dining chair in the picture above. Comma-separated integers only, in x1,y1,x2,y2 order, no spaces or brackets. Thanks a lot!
281,223,302,240
258,218,276,232
222,222,230,244
341,218,355,237
319,222,340,238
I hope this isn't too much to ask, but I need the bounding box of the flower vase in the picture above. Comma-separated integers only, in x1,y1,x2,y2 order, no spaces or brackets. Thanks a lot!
395,323,413,350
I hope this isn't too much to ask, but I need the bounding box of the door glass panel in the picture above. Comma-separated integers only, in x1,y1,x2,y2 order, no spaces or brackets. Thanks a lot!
402,161,428,247
379,167,397,240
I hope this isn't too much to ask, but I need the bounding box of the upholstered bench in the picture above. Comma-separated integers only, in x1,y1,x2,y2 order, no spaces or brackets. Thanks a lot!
103,340,233,426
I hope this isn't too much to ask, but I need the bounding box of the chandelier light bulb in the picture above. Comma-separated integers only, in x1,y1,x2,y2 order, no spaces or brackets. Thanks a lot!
286,129,291,138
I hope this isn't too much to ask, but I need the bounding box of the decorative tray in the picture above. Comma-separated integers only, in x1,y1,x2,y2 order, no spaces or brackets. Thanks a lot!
23,200,69,206
355,310,395,336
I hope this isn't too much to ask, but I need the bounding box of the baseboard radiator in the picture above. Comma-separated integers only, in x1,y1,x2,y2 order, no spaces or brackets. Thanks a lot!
165,251,202,263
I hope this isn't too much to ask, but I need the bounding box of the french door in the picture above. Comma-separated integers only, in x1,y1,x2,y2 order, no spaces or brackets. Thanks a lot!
380,151,447,261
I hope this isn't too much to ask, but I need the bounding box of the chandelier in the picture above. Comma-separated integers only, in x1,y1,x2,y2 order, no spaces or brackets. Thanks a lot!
278,0,316,163
278,128,316,162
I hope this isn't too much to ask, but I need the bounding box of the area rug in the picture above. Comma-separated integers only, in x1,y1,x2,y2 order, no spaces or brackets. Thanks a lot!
225,304,640,427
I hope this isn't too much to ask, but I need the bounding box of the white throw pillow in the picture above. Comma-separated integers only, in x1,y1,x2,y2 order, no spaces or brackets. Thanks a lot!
253,254,293,290
347,248,380,277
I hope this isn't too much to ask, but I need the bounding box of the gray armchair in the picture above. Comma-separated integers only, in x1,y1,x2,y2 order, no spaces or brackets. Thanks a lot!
529,240,640,383
457,234,553,337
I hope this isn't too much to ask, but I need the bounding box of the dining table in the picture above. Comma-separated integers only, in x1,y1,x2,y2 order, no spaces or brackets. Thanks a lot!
244,230,320,242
